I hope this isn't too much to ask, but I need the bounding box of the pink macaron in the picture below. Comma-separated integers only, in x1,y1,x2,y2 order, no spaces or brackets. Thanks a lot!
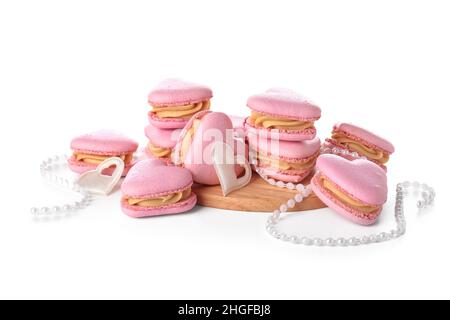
245,88,321,141
144,123,181,164
121,159,197,218
248,133,321,183
173,111,245,185
148,78,213,129
68,130,139,176
311,154,388,225
325,123,395,170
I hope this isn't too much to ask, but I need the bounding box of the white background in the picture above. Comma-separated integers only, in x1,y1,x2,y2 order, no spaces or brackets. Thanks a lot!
0,0,448,299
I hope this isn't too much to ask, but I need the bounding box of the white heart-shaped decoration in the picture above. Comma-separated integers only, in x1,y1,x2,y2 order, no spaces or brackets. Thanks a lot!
212,141,252,196
76,157,125,196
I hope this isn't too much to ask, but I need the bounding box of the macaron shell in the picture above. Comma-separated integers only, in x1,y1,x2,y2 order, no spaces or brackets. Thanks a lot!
121,159,193,198
333,123,395,154
257,166,313,183
71,130,139,154
145,123,181,149
247,89,321,120
148,111,189,129
244,119,317,141
68,157,134,177
121,193,197,218
148,78,213,107
248,134,321,159
316,154,387,205
311,173,381,225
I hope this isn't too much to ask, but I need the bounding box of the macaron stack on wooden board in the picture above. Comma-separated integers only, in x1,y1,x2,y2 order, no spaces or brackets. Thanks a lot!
145,78,213,163
244,88,322,183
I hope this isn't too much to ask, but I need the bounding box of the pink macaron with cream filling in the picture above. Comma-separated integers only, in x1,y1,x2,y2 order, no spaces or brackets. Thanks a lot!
311,154,388,225
173,111,245,185
325,123,395,170
121,159,197,218
148,78,213,129
68,130,138,176
144,123,181,164
248,133,321,183
245,88,321,141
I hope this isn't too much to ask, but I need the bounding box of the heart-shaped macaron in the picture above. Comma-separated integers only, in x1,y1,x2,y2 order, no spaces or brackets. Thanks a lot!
173,111,245,185
245,88,321,141
311,154,388,225
148,78,213,129
121,159,197,218
325,123,395,171
69,130,138,176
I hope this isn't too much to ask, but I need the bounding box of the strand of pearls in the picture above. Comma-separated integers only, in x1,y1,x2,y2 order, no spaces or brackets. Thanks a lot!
30,154,92,216
256,147,435,247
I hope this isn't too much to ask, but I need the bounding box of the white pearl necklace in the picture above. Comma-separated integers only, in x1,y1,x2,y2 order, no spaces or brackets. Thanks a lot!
257,146,435,247
30,154,92,216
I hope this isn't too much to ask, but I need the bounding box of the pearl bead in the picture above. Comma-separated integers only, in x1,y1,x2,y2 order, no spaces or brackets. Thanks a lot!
52,206,61,213
287,199,296,208
296,184,305,193
62,205,71,211
337,238,348,246
276,181,285,188
290,236,300,244
417,200,425,209
325,238,336,246
30,207,38,214
294,194,303,203
349,237,360,246
301,237,312,246
279,204,288,213
286,182,295,190
268,179,276,185
313,238,323,246
390,230,398,238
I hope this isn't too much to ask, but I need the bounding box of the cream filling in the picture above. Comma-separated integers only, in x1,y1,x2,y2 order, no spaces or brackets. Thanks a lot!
320,175,378,213
332,133,389,164
180,119,201,161
127,188,192,207
258,153,316,171
152,100,210,119
74,152,133,165
148,143,172,158
249,111,313,131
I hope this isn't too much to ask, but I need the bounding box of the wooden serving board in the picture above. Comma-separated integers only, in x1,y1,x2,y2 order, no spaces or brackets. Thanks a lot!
192,174,326,212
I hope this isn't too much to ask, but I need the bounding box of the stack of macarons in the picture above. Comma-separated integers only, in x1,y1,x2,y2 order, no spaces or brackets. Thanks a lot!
245,88,322,183
145,78,213,163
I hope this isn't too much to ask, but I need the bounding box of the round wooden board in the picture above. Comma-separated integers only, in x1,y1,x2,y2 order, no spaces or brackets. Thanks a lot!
192,174,326,212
